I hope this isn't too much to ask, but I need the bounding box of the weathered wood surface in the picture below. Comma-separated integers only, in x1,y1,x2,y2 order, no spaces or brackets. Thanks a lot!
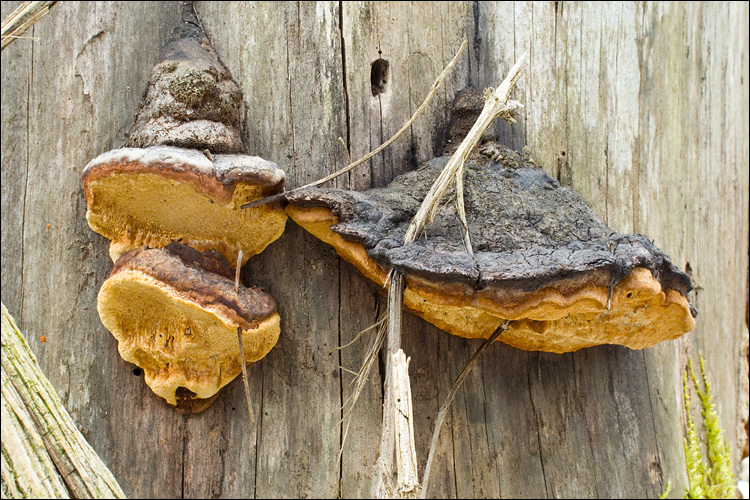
1,1,747,498
2,304,125,498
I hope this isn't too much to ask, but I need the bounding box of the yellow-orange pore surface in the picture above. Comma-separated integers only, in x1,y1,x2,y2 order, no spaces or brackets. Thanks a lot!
287,204,695,353
83,147,287,267
98,269,280,407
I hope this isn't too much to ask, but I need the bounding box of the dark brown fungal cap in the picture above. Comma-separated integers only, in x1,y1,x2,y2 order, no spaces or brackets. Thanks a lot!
110,243,277,327
174,388,220,415
98,244,280,412
286,146,696,352
128,9,244,153
83,146,286,202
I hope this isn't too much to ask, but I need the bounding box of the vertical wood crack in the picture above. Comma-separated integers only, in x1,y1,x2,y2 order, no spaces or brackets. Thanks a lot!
180,416,187,499
336,259,343,497
286,16,296,185
598,7,609,223
470,1,480,87
253,360,265,499
642,350,666,495
336,4,348,492
20,24,34,329
338,1,351,188
443,335,459,498
479,356,501,496
526,352,549,498
572,354,602,498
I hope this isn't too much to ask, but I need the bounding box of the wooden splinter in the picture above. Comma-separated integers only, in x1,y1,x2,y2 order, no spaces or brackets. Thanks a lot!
235,248,256,424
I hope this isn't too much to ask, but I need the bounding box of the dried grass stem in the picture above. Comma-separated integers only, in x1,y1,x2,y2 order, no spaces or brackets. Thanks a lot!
241,40,468,210
1,1,55,51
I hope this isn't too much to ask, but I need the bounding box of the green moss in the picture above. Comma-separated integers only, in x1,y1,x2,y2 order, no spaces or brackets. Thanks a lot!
659,480,672,499
680,354,736,499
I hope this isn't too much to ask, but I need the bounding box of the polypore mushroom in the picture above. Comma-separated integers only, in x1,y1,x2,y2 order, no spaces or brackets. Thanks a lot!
83,146,287,265
285,146,696,353
82,13,286,266
97,243,280,413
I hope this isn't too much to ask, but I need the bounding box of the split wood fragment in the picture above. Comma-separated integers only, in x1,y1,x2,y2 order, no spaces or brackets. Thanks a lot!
234,251,257,421
1,303,125,499
393,350,420,498
234,249,255,424
237,327,255,425
2,365,69,499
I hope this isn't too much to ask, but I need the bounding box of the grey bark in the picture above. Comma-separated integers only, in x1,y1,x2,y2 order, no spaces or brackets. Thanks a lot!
1,1,747,498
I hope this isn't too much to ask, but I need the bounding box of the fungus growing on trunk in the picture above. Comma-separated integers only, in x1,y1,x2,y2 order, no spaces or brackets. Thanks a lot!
83,9,285,413
286,146,696,353
97,244,280,413
82,13,286,266
83,146,287,265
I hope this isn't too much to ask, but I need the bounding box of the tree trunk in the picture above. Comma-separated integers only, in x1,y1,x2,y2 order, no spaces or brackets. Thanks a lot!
1,1,747,498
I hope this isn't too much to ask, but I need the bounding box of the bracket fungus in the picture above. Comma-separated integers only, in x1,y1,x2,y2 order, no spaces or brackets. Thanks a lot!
97,243,280,413
83,10,285,413
286,146,696,353
82,14,286,266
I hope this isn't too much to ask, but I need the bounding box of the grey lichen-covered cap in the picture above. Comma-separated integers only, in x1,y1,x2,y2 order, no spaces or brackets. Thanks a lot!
286,146,696,353
129,8,244,153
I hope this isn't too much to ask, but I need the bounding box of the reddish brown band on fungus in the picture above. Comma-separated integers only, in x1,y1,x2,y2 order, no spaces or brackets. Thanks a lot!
98,245,280,412
82,146,288,266
82,146,286,207
285,147,696,353
110,244,277,329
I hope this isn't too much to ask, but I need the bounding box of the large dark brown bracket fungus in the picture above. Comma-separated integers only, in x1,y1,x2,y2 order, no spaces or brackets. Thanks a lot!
83,11,287,267
98,244,280,413
286,146,696,353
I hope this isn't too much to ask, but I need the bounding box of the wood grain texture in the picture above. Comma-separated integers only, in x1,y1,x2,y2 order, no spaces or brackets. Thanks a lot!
1,1,747,498
1,1,29,320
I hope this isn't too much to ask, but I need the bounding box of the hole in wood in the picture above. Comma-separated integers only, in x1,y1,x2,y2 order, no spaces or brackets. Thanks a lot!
132,368,142,376
175,386,196,399
371,58,389,96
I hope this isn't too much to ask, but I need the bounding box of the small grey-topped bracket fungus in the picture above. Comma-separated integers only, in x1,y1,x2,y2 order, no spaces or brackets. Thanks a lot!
285,146,696,353
82,11,287,266
83,146,287,266
97,243,280,413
